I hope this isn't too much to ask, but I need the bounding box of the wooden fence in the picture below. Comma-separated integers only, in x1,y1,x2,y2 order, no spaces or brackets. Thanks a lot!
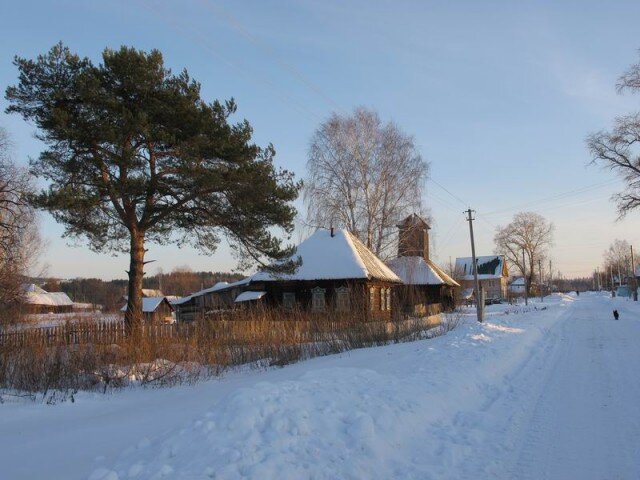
0,315,442,348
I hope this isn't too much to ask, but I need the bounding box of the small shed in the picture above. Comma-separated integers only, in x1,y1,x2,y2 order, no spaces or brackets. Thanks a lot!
509,277,526,294
121,297,175,323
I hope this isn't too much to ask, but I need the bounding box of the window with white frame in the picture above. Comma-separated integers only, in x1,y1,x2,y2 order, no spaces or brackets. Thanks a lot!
335,286,350,312
370,287,376,311
311,287,326,311
386,288,392,311
282,292,296,309
380,287,386,311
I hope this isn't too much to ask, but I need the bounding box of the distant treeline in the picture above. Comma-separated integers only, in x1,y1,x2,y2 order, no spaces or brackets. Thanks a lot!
37,270,245,312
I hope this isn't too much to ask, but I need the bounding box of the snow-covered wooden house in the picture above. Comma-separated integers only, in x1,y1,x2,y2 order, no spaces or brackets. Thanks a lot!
21,284,74,314
387,214,459,315
245,228,402,320
454,255,509,302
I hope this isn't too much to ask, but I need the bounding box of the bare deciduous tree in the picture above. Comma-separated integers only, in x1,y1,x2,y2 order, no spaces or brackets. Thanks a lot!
587,51,640,217
494,212,554,290
0,127,43,322
602,239,634,281
305,107,429,258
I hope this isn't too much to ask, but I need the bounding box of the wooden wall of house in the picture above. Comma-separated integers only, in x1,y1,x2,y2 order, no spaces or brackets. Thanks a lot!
176,279,401,322
394,285,454,316
250,279,396,321
23,304,74,314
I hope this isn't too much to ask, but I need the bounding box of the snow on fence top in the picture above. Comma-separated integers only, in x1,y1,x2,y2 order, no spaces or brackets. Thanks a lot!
251,228,401,283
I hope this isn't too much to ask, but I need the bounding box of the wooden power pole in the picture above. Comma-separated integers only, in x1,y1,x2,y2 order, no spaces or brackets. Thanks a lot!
464,208,483,322
522,248,528,306
632,245,637,301
539,259,543,302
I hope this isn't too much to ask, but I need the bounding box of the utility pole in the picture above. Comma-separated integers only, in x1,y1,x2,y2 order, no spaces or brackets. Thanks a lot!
548,259,552,293
522,248,528,306
464,208,483,322
632,245,638,301
539,259,543,302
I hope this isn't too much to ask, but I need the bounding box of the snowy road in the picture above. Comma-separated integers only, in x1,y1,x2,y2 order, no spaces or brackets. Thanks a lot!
1,293,639,479
506,295,640,479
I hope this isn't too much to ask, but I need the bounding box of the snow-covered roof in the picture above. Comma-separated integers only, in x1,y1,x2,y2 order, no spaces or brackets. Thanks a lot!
120,297,173,313
454,255,506,280
22,283,47,294
510,277,525,286
251,229,401,283
175,279,250,305
386,256,459,287
170,296,193,306
234,291,267,303
461,288,474,300
142,289,164,297
22,284,74,307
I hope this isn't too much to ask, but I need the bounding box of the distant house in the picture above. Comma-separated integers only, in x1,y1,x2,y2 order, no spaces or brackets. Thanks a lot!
454,255,509,302
616,285,633,298
21,284,74,314
247,228,402,320
173,279,250,322
509,277,526,294
120,297,174,323
387,214,458,315
122,289,165,302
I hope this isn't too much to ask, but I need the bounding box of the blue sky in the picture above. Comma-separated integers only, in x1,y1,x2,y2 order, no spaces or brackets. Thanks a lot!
1,0,639,280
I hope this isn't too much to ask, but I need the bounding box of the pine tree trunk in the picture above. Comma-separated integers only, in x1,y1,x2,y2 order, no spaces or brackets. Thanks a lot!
125,232,145,332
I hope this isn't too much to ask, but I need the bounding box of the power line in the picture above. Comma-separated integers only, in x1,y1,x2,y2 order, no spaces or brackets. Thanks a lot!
483,179,619,217
429,178,469,207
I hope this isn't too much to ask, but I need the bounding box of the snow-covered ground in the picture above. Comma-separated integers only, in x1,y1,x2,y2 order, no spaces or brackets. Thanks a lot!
1,292,639,479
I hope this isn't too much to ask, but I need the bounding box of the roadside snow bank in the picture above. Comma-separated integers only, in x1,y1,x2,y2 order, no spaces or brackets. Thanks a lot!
92,296,570,480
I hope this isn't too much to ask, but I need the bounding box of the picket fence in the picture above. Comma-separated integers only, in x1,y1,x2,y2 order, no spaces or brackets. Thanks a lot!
0,315,441,347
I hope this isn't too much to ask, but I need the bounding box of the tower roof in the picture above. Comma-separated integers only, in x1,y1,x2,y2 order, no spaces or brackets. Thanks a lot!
397,213,430,230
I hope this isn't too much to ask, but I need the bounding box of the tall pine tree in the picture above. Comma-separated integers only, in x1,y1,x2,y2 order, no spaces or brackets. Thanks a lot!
6,44,301,328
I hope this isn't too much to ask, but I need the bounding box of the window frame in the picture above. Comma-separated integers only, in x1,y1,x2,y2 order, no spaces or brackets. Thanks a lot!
282,292,296,310
335,286,350,312
369,286,376,311
311,287,326,312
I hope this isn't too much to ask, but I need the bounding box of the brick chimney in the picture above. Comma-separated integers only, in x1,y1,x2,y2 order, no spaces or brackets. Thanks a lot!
397,214,430,261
